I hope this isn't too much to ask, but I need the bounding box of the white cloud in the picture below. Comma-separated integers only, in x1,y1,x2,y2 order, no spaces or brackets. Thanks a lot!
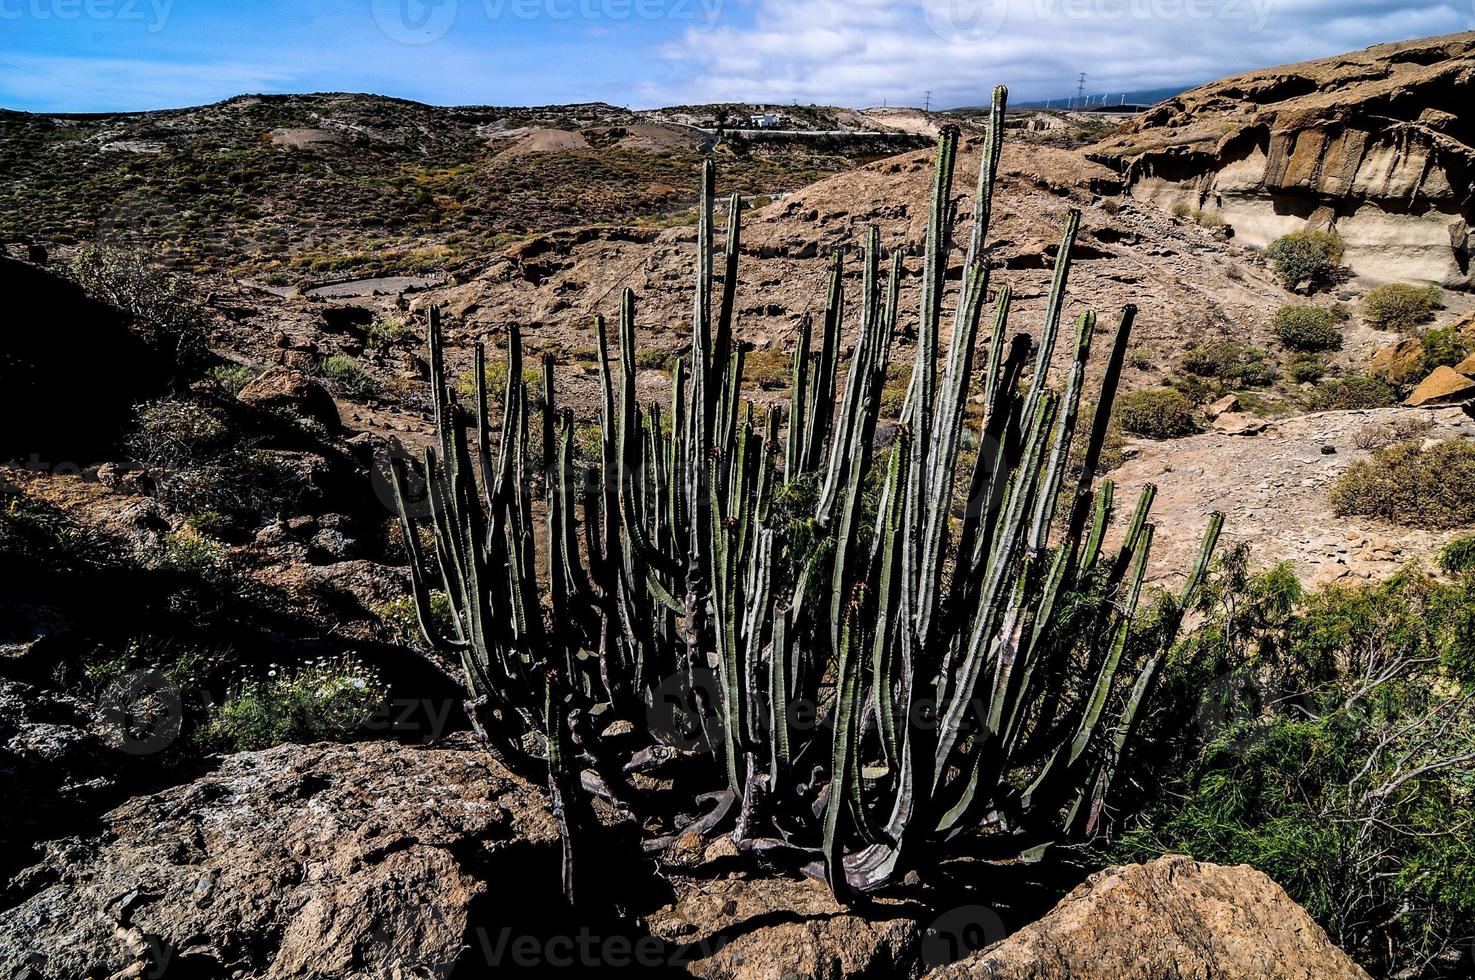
645,0,1474,107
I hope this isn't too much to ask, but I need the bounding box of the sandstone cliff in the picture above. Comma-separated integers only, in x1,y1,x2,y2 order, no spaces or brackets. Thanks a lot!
1089,32,1475,288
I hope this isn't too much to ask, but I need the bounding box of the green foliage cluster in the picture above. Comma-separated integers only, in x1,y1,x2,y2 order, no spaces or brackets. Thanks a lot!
1329,438,1475,529
1114,388,1198,438
1263,230,1344,290
1118,554,1475,978
1305,374,1398,411
1362,283,1442,332
200,653,386,752
317,354,381,399
125,398,311,526
67,245,210,369
1179,340,1276,391
1272,304,1341,352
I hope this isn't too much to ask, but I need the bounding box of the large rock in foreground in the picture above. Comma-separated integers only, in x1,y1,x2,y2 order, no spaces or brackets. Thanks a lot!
924,855,1369,980
1088,32,1475,287
0,737,557,979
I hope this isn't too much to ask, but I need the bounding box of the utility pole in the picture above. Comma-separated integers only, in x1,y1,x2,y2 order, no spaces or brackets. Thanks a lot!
923,90,932,113
1075,72,1086,109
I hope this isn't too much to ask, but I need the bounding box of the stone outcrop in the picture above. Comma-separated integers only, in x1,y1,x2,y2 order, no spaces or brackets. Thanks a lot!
924,856,1370,980
237,367,341,431
1089,32,1475,287
1404,364,1475,405
0,737,555,979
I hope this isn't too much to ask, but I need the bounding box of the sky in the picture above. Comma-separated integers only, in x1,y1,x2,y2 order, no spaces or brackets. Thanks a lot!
0,0,1472,112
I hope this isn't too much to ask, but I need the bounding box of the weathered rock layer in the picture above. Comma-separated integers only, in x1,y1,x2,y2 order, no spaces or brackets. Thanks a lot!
1089,32,1475,287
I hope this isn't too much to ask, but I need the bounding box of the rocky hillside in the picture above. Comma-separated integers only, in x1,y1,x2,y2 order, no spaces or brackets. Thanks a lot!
1088,32,1475,288
0,94,928,286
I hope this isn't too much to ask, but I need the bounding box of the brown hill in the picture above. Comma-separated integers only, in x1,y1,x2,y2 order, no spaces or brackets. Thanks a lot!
1088,32,1475,287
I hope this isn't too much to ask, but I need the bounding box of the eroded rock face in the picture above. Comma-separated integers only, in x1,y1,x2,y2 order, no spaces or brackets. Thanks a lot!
924,856,1370,980
0,737,558,979
1089,32,1475,287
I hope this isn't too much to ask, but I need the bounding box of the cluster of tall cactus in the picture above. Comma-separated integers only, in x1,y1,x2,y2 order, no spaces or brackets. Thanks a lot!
386,86,1223,903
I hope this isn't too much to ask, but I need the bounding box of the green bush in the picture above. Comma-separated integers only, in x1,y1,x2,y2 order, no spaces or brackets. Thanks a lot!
1419,325,1471,372
149,532,230,580
318,355,381,399
1437,534,1475,576
1114,388,1197,438
1328,438,1475,529
1361,283,1442,332
126,400,234,467
367,314,413,347
1117,560,1475,977
200,654,386,752
1272,305,1341,352
207,363,257,394
68,245,210,369
1178,341,1275,389
375,591,454,646
1263,230,1344,291
1305,375,1397,411
1286,356,1326,384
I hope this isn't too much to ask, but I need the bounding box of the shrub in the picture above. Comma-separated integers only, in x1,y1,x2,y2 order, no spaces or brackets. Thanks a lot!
126,400,234,467
1114,388,1197,438
68,245,210,370
1437,533,1475,575
1286,356,1325,384
457,359,545,408
367,314,413,347
375,591,454,646
1419,325,1471,372
318,355,380,399
1118,561,1475,978
207,363,257,394
1178,341,1275,389
1272,305,1340,352
199,654,386,752
149,532,230,580
1361,283,1442,332
1263,230,1344,291
1305,375,1397,412
1328,438,1475,529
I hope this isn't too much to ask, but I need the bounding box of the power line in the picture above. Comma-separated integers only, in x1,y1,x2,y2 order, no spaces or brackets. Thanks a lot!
923,90,932,113
1075,72,1087,109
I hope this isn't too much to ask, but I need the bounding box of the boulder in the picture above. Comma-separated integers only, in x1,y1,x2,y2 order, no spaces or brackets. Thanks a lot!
237,368,341,431
1454,352,1475,375
1211,412,1269,435
648,874,922,979
1206,393,1240,419
0,737,557,980
1403,365,1475,407
925,855,1369,980
1369,338,1427,386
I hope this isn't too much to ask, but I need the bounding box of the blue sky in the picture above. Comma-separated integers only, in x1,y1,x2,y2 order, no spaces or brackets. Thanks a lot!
1,0,1471,112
